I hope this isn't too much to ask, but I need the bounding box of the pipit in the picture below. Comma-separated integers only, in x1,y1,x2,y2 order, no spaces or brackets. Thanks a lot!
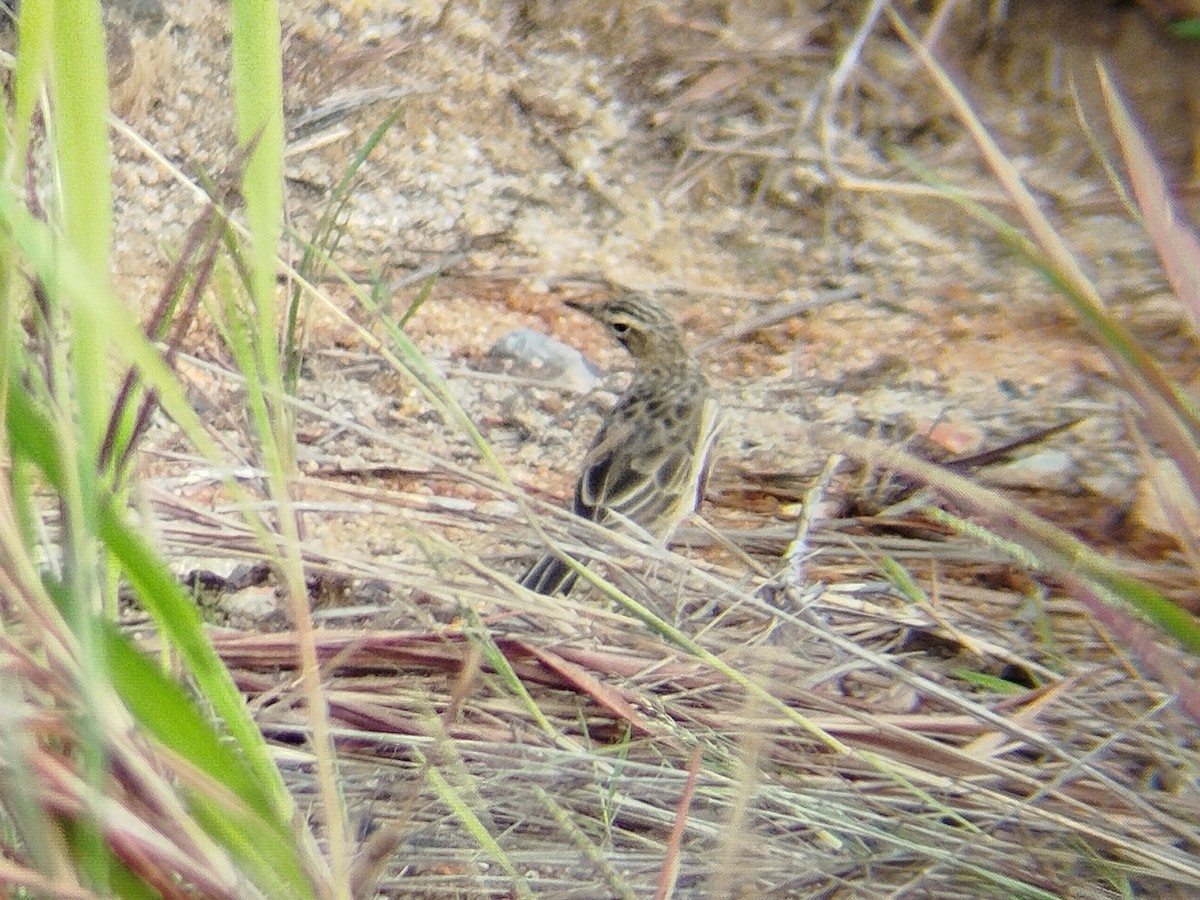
521,293,721,595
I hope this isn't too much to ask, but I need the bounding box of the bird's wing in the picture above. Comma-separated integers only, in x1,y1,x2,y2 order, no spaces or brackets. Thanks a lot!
573,392,719,538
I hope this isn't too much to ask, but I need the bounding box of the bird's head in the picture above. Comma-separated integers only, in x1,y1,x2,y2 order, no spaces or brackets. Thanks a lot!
566,293,688,366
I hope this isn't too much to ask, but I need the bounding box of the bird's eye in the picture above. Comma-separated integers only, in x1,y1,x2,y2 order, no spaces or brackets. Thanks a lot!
611,321,631,334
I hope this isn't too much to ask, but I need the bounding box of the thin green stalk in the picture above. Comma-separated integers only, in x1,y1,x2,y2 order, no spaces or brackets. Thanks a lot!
230,1,347,892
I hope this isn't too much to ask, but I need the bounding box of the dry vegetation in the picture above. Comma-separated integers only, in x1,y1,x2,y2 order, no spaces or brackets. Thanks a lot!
7,0,1200,897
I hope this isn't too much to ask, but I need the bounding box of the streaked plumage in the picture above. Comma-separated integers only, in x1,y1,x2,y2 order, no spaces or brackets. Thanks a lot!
521,293,720,595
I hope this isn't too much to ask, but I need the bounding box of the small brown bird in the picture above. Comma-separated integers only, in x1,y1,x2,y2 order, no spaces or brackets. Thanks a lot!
521,293,721,595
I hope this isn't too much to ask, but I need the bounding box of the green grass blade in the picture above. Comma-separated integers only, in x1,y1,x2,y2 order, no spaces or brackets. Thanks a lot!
230,2,349,890
11,0,52,163
230,0,284,328
286,106,405,392
5,383,295,821
51,0,112,279
416,744,533,899
103,623,313,897
96,501,296,813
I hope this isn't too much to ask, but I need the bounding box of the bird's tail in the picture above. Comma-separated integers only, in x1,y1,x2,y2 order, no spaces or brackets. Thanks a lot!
519,554,580,596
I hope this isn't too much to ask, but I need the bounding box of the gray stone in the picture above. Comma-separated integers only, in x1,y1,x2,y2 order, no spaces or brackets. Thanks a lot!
486,328,597,394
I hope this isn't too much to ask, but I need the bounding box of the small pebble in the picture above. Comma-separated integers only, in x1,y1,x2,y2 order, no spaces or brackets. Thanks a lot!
486,328,597,394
